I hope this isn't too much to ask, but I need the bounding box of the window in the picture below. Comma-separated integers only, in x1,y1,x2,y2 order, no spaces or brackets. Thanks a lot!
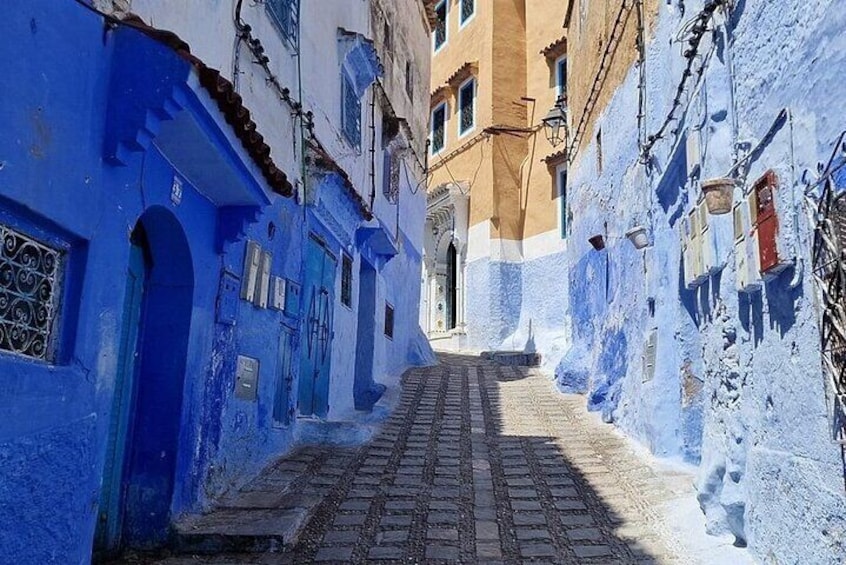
341,70,361,148
460,0,475,25
383,21,392,53
382,150,400,203
557,167,568,239
556,56,567,98
431,102,446,153
405,61,414,102
0,223,64,362
266,0,299,46
433,0,447,52
384,302,395,339
596,128,603,175
458,78,475,135
341,254,353,307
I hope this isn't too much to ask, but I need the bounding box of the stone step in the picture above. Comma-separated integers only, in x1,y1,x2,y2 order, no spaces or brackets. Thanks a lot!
480,350,541,367
172,453,325,555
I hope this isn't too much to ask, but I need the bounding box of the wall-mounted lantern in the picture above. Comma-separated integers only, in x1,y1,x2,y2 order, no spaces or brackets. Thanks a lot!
701,177,735,215
625,225,650,250
542,96,568,148
588,234,605,250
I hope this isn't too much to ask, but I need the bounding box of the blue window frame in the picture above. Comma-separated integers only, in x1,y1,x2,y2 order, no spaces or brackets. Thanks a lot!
557,167,568,238
458,79,475,136
556,56,567,97
433,0,448,52
266,0,299,46
431,102,446,153
460,0,475,25
341,71,361,148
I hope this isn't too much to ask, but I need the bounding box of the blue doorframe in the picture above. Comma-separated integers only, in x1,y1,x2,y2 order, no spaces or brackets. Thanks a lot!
353,259,384,411
298,234,337,418
94,239,147,557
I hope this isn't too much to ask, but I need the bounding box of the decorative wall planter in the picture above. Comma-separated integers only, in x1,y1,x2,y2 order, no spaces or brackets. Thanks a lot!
588,234,605,250
625,225,650,249
701,177,735,215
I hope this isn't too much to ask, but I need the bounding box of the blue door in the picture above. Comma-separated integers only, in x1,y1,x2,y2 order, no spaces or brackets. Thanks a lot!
95,241,146,555
298,234,337,417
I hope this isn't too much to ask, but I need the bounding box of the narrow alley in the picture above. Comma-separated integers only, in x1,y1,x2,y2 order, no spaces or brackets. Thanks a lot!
144,355,748,564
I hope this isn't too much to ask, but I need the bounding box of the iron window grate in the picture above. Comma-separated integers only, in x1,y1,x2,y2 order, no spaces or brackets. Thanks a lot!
460,0,475,24
342,71,361,148
341,254,353,307
431,104,446,153
434,1,447,50
384,302,394,339
266,0,299,47
0,223,64,362
459,80,475,134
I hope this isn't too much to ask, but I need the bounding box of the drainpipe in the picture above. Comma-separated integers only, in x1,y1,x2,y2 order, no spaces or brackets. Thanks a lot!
785,107,804,289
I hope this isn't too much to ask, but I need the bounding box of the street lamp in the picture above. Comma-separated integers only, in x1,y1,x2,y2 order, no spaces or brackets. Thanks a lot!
542,95,568,148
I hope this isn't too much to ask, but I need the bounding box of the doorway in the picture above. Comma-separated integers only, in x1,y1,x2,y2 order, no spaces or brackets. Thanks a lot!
353,259,384,411
298,234,337,418
446,241,457,330
94,207,194,557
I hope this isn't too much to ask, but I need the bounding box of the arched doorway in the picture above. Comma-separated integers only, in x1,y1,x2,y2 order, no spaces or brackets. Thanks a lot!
446,241,457,330
95,206,194,558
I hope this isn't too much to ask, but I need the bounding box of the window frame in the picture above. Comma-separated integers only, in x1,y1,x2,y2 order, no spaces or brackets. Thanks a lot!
341,69,362,149
457,77,476,138
459,0,476,28
556,165,569,239
433,0,448,53
555,55,568,97
430,101,447,155
405,60,414,102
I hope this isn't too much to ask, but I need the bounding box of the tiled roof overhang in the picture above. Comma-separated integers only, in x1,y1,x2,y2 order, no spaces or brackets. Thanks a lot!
121,15,293,197
430,85,450,105
541,35,568,60
446,61,479,88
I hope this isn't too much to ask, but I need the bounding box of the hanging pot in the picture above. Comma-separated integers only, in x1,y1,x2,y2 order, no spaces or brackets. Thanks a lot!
588,234,605,250
625,225,649,249
701,178,735,215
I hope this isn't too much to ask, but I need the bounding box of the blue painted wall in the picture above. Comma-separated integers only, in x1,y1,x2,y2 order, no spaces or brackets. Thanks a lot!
0,3,307,561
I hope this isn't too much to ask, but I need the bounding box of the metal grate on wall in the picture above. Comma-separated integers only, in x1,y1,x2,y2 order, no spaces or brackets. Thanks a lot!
0,223,64,362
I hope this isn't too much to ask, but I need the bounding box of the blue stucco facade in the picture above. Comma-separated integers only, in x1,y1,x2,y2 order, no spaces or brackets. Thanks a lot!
0,1,431,562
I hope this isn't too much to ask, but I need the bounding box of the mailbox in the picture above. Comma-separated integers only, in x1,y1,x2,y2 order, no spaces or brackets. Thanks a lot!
235,355,260,401
752,170,790,278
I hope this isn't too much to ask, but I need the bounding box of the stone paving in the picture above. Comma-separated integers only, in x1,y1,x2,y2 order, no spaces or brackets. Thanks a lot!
143,353,733,564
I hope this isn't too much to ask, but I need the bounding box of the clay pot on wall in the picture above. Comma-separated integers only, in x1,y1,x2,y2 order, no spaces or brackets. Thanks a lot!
588,235,605,250
701,178,735,215
625,226,649,249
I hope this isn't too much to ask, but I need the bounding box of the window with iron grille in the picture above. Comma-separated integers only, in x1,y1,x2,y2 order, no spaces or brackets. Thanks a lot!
433,0,447,51
0,223,64,362
405,61,414,102
384,302,394,339
383,21,392,53
341,254,353,307
431,102,446,153
460,0,475,25
341,71,361,148
459,79,475,135
382,151,400,203
266,0,299,47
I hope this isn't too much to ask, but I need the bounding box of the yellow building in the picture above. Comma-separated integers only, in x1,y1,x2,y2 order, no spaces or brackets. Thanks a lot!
421,0,572,350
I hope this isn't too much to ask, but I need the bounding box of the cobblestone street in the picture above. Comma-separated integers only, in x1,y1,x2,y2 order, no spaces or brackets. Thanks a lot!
152,354,748,564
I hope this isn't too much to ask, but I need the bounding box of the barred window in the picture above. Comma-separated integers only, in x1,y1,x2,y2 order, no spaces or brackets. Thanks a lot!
405,61,414,102
0,224,64,362
431,103,446,153
341,254,353,307
266,0,299,47
460,0,475,25
433,0,447,51
341,71,361,148
382,151,400,203
459,79,475,135
384,302,394,339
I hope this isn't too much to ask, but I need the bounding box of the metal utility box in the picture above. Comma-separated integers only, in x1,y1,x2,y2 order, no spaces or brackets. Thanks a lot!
235,355,260,401
753,170,786,277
